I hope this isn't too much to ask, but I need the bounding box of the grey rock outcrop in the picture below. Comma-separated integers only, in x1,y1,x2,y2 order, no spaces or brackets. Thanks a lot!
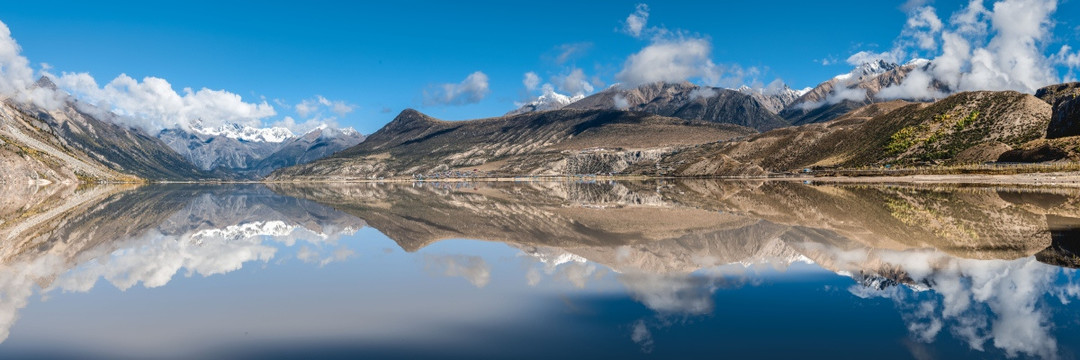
1036,82,1080,139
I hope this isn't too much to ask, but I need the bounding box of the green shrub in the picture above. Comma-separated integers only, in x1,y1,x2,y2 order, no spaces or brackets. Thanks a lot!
954,111,979,131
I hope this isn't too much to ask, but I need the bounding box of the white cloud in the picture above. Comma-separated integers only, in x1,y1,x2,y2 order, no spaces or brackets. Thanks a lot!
0,20,68,111
553,42,592,64
53,72,277,133
623,4,650,38
616,37,717,87
422,71,490,106
905,6,945,50
817,56,839,66
688,87,717,100
875,0,1076,100
0,20,34,98
295,95,354,118
295,95,354,117
902,0,932,12
522,71,540,91
822,243,1079,359
619,273,715,314
877,69,945,100
423,254,491,288
2,20,350,135
297,245,355,267
631,319,654,353
613,94,630,110
1052,45,1080,81
846,50,901,66
554,67,595,96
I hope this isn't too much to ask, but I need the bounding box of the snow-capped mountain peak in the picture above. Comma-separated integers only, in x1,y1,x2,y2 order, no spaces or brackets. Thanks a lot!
736,83,808,114
834,60,900,82
191,123,295,143
300,124,361,139
905,58,932,68
507,87,586,116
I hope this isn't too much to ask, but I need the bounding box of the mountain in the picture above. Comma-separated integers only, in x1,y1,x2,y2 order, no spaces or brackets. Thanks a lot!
158,127,285,174
269,180,1074,266
190,122,295,143
271,85,1063,181
507,89,585,116
248,126,366,178
737,85,810,114
3,76,363,183
563,82,790,131
1,78,212,183
1,100,132,184
626,89,1052,176
1036,82,1080,138
779,59,942,125
267,108,754,181
158,123,364,178
0,184,366,340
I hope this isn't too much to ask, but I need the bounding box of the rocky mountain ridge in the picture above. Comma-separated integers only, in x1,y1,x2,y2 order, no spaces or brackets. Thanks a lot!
267,108,754,181
563,81,790,131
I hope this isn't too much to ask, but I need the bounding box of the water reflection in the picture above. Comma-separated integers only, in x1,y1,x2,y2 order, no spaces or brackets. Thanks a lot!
0,184,363,344
0,180,1078,358
273,180,1080,358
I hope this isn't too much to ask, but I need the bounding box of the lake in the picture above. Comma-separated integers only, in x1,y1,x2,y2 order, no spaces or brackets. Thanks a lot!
0,180,1078,359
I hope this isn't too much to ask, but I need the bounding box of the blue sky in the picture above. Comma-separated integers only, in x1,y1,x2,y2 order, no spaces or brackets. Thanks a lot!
1,0,1079,134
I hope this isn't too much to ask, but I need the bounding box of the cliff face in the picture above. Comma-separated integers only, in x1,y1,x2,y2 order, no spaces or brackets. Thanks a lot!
1036,82,1080,139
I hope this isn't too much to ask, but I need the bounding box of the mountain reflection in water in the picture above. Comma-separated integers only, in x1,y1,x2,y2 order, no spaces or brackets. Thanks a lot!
0,180,1078,359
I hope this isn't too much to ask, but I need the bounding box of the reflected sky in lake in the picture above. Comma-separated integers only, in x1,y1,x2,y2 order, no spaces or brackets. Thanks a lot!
0,181,1078,359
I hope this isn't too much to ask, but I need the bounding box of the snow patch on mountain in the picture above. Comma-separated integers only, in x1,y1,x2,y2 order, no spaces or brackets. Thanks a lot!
834,60,899,82
191,123,295,143
507,85,586,116
736,81,808,114
191,221,296,242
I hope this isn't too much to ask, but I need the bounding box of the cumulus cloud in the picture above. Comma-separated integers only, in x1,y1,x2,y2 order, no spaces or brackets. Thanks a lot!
295,95,354,118
270,95,358,134
0,20,34,98
873,0,1080,100
4,20,345,135
615,5,767,89
554,67,595,96
53,72,277,133
0,20,69,111
423,254,491,288
846,50,901,67
905,6,945,50
619,273,717,314
821,243,1080,359
422,71,490,106
616,37,717,87
877,68,945,100
1052,45,1080,81
522,71,540,91
623,4,650,38
297,245,355,267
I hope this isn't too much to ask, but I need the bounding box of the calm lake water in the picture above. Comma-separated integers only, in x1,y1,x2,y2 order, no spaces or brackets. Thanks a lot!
0,180,1078,359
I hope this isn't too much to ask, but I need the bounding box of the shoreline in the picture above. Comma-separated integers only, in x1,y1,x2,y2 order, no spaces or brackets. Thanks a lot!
254,171,1080,187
